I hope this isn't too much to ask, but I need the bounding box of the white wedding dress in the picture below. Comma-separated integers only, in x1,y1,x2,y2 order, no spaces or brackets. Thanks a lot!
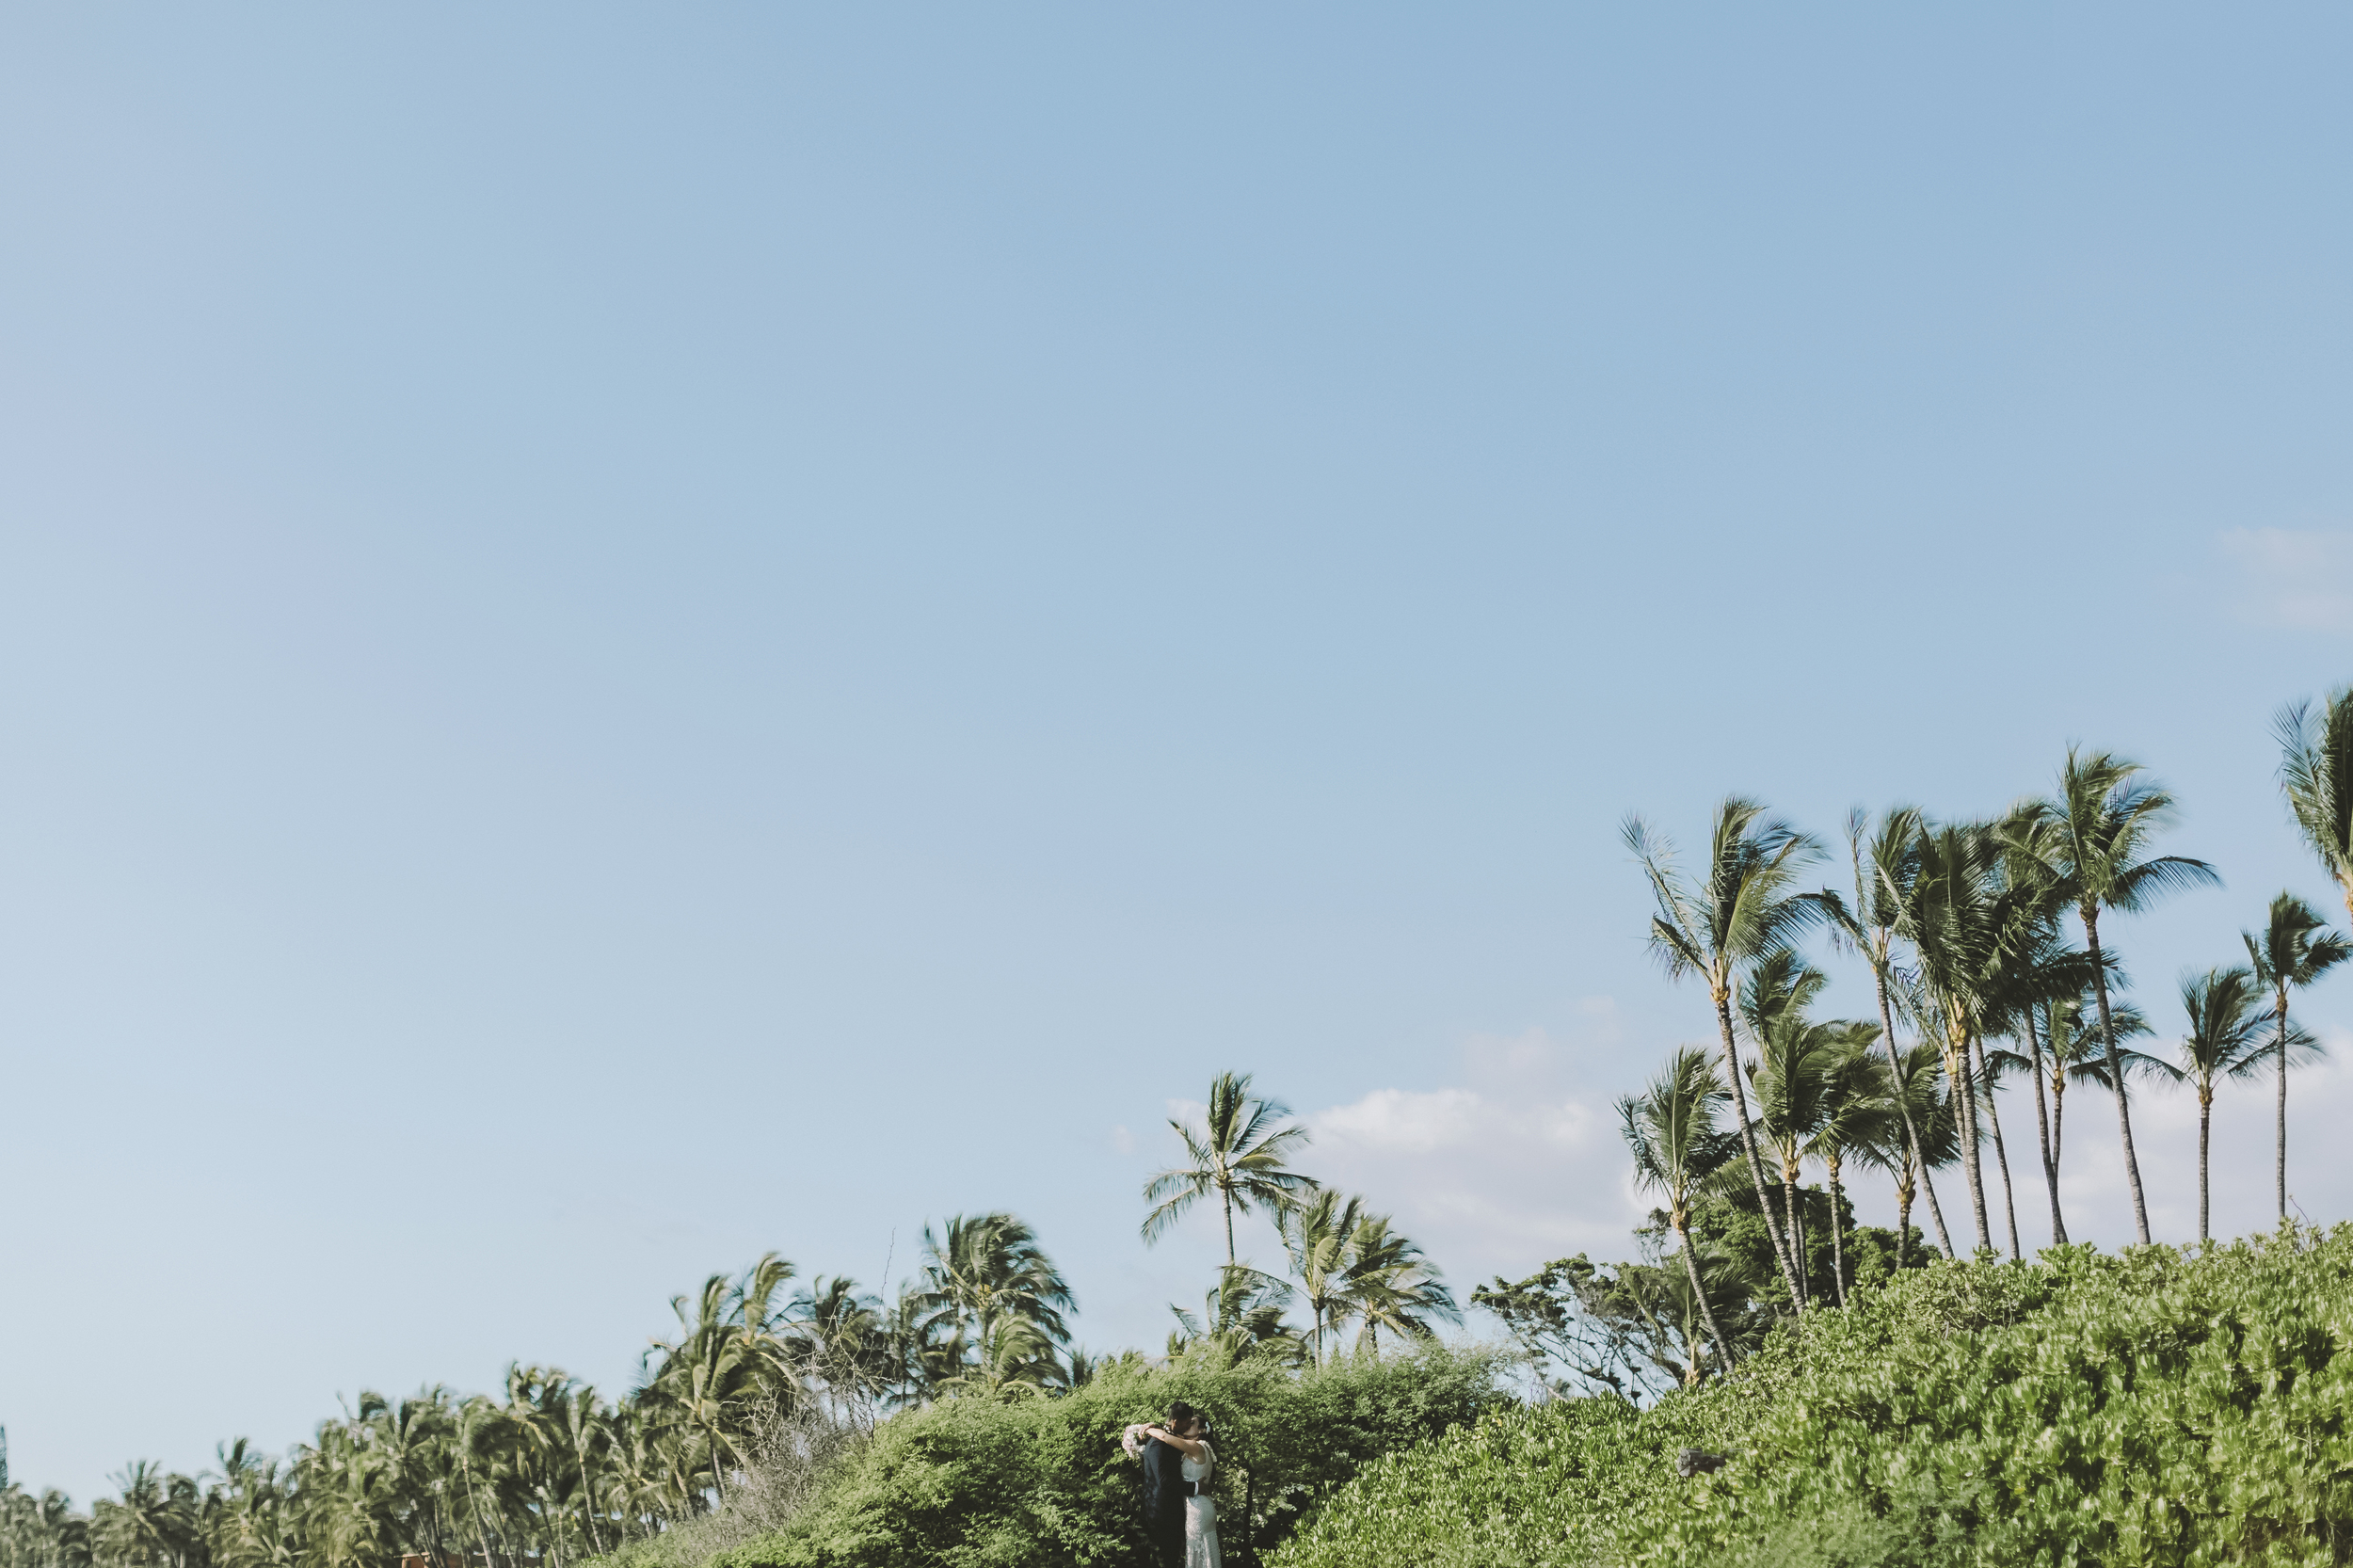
1181,1444,1221,1568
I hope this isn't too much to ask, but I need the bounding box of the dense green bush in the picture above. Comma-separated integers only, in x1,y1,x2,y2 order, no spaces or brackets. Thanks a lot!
702,1346,1504,1568
1274,1227,2353,1568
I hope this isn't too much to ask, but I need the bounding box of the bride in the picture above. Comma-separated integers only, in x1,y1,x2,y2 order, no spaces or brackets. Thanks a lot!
1129,1409,1221,1568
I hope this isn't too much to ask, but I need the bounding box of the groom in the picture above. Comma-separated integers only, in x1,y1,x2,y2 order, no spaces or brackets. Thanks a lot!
1130,1400,1196,1567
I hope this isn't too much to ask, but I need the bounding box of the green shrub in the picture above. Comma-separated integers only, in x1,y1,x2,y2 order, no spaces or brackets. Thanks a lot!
1275,1227,2353,1568
711,1345,1506,1568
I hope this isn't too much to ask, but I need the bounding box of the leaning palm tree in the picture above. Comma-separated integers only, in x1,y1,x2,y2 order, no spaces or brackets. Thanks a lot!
2014,749,2219,1244
1831,806,1956,1258
1625,800,1829,1311
2243,891,2351,1221
1142,1071,1317,1268
1279,1188,1368,1365
2172,968,2271,1242
1340,1214,1459,1351
1619,1046,1738,1370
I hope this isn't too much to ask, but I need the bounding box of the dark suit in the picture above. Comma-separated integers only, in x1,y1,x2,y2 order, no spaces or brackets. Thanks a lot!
1139,1434,1185,1567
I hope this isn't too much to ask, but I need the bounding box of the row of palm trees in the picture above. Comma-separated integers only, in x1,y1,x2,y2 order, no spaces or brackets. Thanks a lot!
1142,1072,1461,1366
2,1082,1464,1568
0,1217,1100,1568
1617,688,2353,1370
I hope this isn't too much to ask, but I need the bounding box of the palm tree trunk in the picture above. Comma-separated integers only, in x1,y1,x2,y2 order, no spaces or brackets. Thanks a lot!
466,1474,499,1568
2051,1063,2068,1184
1676,1218,1732,1375
2199,1086,2213,1243
1946,1022,1993,1252
1780,1160,1808,1306
1715,986,1806,1310
1222,1188,1238,1270
2085,906,2153,1244
1826,1157,1849,1308
1970,1034,2023,1260
2275,987,2292,1223
1896,1170,1915,1267
1873,959,1954,1257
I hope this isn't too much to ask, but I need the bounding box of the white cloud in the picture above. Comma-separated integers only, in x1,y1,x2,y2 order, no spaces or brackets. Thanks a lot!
2220,528,2353,632
1299,1018,1649,1290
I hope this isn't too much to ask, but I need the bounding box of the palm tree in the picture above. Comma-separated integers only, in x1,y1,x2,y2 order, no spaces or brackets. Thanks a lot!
1861,1040,1961,1267
1832,806,1956,1258
2017,990,2153,1237
638,1257,794,1498
1625,800,1829,1311
1804,1028,1896,1306
2171,968,2270,1242
912,1212,1075,1397
2015,749,2219,1243
1340,1215,1458,1351
2243,891,2350,1221
2278,691,2353,922
1142,1071,1317,1268
1619,1046,1738,1372
1167,1265,1308,1368
1738,949,1842,1301
1889,822,2020,1254
1278,1188,1367,1365
1982,916,2099,1251
786,1276,897,1415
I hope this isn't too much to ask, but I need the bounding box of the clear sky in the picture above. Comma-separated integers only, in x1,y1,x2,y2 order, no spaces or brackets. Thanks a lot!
5,4,2353,1501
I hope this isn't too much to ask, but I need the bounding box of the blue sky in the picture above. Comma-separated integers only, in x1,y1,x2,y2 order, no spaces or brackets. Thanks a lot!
5,4,2353,1500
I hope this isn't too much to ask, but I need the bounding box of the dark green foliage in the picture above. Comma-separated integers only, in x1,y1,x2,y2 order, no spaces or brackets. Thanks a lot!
709,1348,1503,1568
1274,1228,2353,1568
1701,1182,1929,1309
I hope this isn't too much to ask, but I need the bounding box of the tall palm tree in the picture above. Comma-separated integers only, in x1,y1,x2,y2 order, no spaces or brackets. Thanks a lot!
1832,806,1956,1258
2172,968,2271,1242
1340,1215,1458,1352
1625,800,1829,1311
1278,1188,1367,1365
1739,949,1842,1302
1619,1046,1738,1372
2015,749,2219,1244
1142,1071,1317,1267
912,1212,1076,1396
2243,891,2350,1221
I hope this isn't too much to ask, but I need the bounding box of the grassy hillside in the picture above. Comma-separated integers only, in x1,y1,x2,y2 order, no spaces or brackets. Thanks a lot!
1273,1227,2353,1567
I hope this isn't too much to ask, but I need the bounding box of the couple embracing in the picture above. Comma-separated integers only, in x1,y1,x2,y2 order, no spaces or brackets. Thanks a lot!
1121,1401,1220,1568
